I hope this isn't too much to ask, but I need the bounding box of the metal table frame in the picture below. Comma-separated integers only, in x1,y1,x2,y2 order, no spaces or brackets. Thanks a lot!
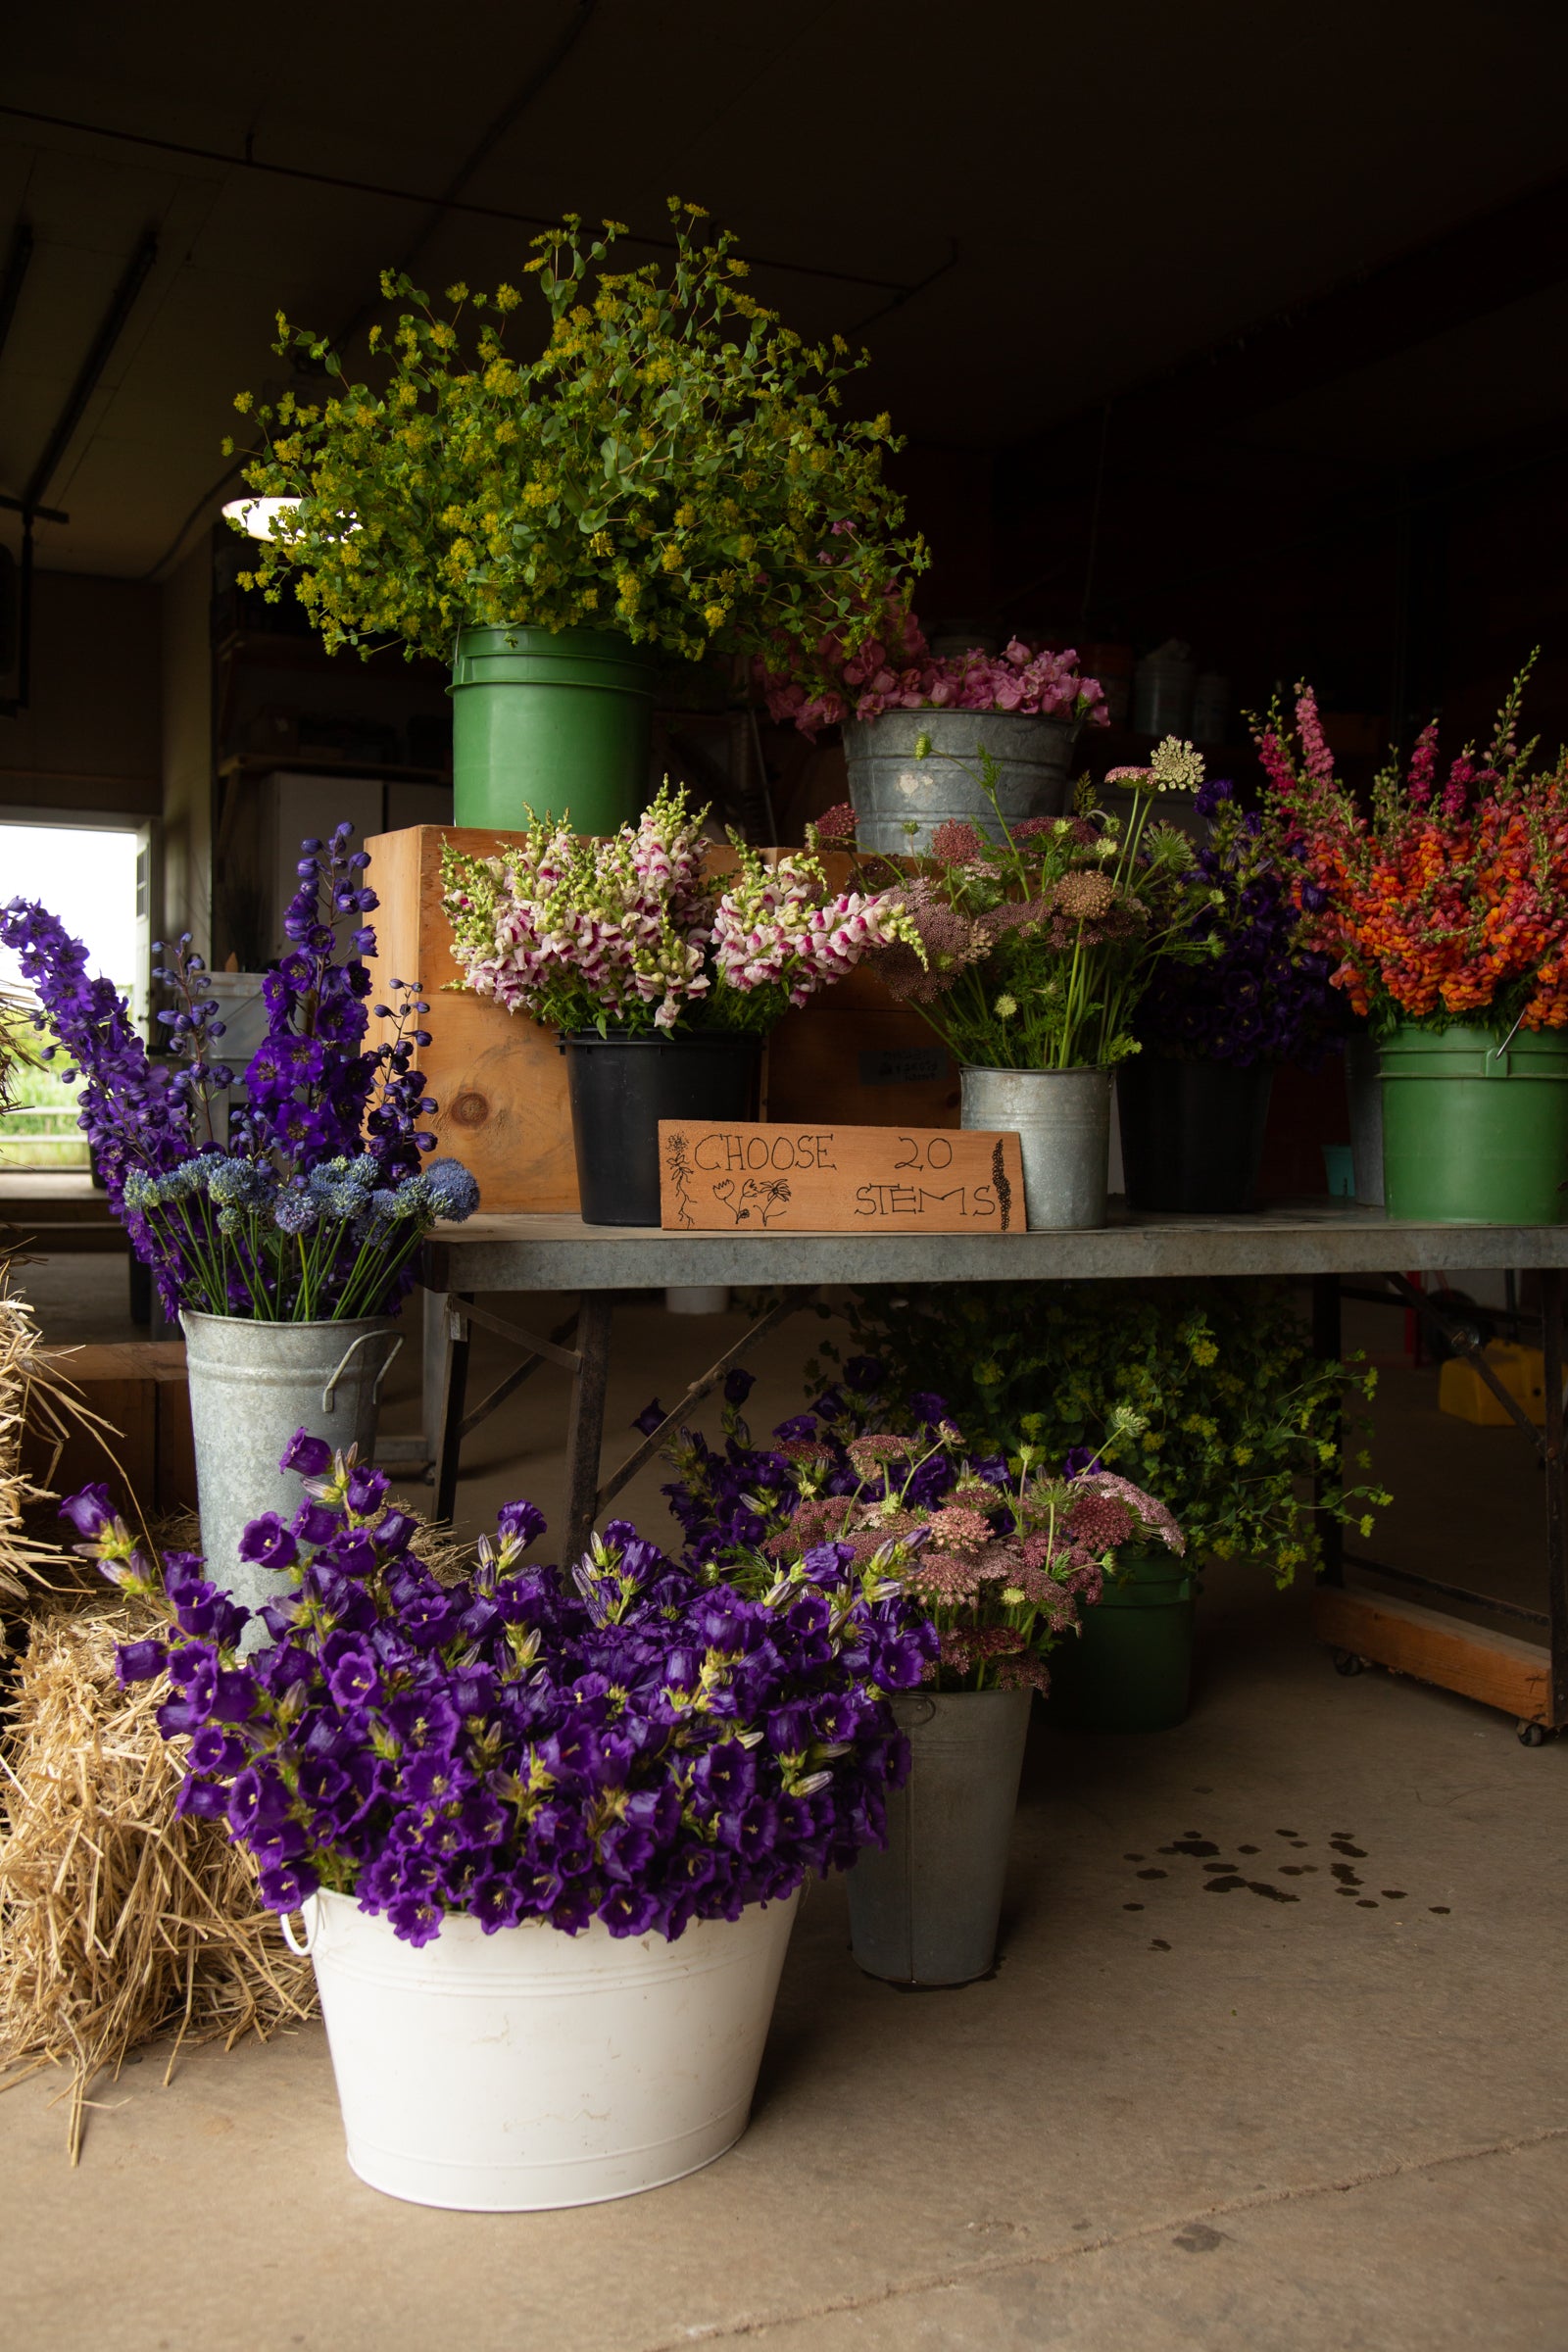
419,1205,1568,1736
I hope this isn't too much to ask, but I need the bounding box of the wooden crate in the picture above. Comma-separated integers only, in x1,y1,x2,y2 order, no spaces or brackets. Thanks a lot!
25,1342,197,1523
365,828,956,1212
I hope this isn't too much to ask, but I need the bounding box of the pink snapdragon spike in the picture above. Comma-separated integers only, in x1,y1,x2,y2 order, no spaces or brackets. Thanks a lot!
442,781,924,1034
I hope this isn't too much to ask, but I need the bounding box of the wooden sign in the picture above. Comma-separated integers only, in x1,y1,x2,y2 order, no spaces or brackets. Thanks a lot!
659,1121,1026,1232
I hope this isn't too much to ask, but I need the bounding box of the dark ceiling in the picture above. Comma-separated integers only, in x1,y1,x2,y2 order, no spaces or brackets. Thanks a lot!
5,0,1568,578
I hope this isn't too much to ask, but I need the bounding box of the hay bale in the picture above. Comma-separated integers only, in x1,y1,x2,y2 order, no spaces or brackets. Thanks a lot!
0,1270,109,1612
0,1593,317,2161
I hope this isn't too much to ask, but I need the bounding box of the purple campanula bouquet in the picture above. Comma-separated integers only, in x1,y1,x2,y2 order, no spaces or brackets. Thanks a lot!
441,780,920,1038
71,1434,935,1947
0,823,478,1318
653,1369,1182,1694
1132,771,1338,1068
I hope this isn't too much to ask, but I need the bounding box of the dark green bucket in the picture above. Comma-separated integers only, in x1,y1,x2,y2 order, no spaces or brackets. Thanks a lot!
1380,1022,1568,1225
450,624,656,832
1048,1546,1196,1733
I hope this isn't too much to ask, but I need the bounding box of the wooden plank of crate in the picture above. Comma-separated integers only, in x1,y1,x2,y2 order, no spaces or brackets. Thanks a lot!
1313,1583,1551,1726
362,828,959,1211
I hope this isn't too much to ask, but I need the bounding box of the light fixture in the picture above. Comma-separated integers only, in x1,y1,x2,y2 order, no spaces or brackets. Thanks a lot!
220,495,300,538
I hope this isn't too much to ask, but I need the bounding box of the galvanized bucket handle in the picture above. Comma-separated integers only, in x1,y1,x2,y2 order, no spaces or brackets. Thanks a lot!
279,1902,319,1958
321,1330,403,1415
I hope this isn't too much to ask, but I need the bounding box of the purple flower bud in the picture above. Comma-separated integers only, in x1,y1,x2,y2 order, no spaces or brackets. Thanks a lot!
292,1500,342,1546
258,1860,319,1912
238,1513,299,1570
59,1483,118,1541
280,1428,333,1479
486,1502,543,1561
115,1638,168,1686
345,1464,389,1515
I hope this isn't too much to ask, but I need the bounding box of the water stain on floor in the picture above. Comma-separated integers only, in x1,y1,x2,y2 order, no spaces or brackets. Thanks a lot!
1128,1828,1450,1920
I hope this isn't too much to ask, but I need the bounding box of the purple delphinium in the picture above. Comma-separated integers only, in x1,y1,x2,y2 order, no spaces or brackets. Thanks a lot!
81,1436,936,1947
0,824,477,1317
1135,780,1339,1068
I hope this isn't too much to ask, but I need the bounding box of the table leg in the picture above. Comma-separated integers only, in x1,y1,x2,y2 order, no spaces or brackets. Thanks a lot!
1312,1272,1345,1588
420,1285,451,1461
1540,1269,1567,1729
564,1292,614,1565
432,1293,472,1527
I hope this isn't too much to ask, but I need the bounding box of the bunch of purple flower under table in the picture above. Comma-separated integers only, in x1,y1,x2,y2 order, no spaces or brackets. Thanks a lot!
419,1204,1568,1744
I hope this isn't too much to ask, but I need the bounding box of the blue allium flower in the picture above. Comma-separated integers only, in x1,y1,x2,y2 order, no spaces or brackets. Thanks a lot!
421,1157,480,1222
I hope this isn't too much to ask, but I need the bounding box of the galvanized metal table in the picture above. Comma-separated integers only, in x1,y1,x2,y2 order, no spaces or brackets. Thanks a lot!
419,1205,1568,1739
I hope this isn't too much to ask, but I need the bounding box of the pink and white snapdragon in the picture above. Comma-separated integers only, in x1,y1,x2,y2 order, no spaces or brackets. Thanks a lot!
711,849,922,1008
442,784,922,1037
443,786,717,1034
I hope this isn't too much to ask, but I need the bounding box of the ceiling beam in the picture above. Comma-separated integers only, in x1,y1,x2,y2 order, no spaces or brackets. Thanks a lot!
0,218,33,367
1002,169,1568,513
21,225,158,514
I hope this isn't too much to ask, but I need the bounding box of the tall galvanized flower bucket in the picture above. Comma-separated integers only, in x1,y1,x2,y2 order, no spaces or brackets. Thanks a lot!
181,1311,401,1615
847,1689,1032,1985
843,709,1076,855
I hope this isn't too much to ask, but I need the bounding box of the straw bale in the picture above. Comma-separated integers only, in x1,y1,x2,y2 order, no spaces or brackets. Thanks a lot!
0,1593,317,2161
0,1272,110,1614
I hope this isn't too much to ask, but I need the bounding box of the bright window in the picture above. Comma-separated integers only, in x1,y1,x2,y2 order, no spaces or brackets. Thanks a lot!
0,823,142,1171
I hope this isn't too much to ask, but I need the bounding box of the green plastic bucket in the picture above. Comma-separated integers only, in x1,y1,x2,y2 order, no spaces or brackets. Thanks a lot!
1380,1022,1568,1224
450,624,656,832
1048,1546,1196,1733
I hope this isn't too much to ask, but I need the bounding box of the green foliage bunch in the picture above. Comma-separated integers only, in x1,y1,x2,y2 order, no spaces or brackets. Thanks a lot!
228,201,925,678
811,1280,1388,1584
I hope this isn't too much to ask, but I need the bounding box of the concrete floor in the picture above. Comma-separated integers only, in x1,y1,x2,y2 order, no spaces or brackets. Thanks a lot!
5,1257,1568,2349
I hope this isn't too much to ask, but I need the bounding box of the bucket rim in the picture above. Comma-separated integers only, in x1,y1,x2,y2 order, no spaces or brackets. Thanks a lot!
179,1306,400,1335
959,1060,1113,1081
560,1028,762,1054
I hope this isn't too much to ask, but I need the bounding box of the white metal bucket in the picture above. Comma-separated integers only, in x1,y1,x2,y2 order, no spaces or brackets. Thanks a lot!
295,1886,800,2210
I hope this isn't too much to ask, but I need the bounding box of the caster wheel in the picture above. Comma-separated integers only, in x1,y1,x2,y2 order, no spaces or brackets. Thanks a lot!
1517,1720,1548,1746
1333,1648,1368,1677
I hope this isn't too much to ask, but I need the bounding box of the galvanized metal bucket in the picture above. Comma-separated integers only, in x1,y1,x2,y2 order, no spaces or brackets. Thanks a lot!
842,710,1076,854
181,1310,402,1621
847,1689,1032,1985
960,1064,1111,1229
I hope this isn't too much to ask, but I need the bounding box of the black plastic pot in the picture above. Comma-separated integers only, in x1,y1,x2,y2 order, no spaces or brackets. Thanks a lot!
562,1031,761,1226
1116,1054,1275,1214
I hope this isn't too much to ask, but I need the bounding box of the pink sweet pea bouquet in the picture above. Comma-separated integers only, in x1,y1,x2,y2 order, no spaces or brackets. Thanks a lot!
758,608,1108,739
